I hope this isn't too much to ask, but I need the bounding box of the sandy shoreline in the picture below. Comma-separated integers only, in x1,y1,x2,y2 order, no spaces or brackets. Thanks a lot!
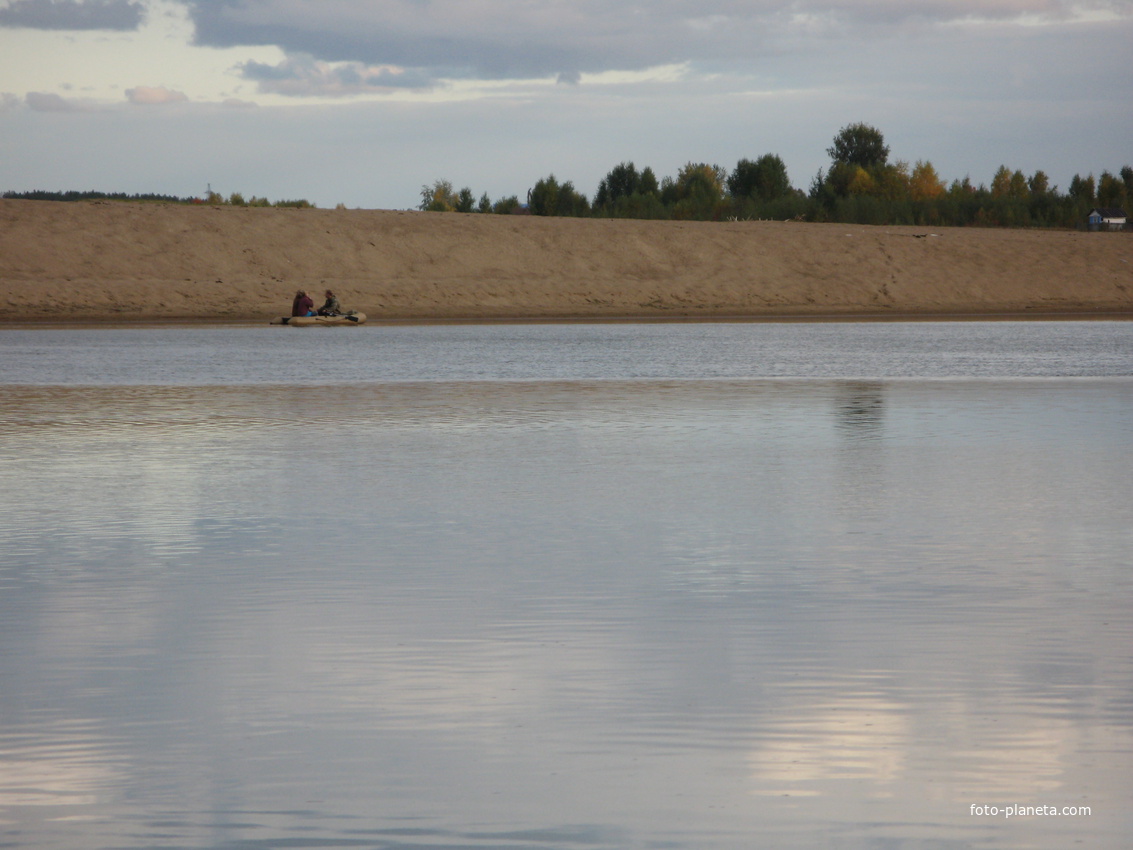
2,312,1128,330
2,199,1131,324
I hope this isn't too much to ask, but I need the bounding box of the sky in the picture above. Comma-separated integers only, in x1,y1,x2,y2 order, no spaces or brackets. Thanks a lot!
1,0,1131,210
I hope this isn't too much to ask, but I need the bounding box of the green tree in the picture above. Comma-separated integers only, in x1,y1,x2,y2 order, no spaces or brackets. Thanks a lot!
595,162,662,219
950,176,976,195
492,195,521,214
1028,170,1050,196
1097,171,1126,208
827,123,889,169
1069,174,1096,204
529,175,590,216
639,166,659,196
595,162,642,209
455,187,475,213
557,181,590,216
668,162,727,219
529,175,560,215
817,124,895,205
727,154,792,201
607,192,668,220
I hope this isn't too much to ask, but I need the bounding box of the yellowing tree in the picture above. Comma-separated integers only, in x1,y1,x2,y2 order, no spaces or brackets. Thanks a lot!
909,160,945,201
990,166,1029,200
876,160,911,200
675,162,726,200
1009,170,1029,199
419,179,458,212
990,165,1013,198
846,166,876,195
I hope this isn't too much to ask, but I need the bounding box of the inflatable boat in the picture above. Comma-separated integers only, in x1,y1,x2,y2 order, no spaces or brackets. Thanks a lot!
272,312,366,326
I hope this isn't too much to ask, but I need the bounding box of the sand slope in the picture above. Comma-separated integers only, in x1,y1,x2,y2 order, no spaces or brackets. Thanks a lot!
1,199,1131,322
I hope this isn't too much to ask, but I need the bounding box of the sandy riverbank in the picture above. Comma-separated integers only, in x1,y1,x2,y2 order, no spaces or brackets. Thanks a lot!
1,199,1131,323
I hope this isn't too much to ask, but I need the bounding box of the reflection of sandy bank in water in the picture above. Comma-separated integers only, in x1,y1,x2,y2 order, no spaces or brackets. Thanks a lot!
0,381,828,437
2,199,1132,322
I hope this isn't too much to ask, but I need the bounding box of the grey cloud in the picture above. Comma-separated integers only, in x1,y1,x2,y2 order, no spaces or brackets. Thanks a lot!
26,91,85,111
182,0,727,79
0,0,145,31
192,6,595,80
238,54,434,96
178,0,1129,82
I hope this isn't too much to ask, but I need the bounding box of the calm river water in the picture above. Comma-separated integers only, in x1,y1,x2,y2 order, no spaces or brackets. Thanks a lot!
1,322,1131,850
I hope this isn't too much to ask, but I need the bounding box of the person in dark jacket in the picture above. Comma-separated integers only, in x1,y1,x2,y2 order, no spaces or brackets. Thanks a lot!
317,290,341,316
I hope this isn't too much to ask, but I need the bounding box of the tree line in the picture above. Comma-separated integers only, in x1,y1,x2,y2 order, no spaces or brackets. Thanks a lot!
421,123,1133,229
2,189,316,208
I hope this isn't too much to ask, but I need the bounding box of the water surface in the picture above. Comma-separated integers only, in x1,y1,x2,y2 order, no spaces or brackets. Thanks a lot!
2,320,1131,384
1,323,1130,849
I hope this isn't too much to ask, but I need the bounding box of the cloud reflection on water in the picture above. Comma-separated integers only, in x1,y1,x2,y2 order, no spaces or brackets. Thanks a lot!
1,379,1131,849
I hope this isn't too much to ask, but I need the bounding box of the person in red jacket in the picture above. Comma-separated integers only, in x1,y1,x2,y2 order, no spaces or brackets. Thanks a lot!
291,290,315,317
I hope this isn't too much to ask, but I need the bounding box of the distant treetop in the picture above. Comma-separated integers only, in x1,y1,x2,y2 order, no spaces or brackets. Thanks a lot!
826,123,890,169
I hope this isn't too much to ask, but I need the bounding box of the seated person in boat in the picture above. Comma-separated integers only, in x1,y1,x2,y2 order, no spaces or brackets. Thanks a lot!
317,290,342,316
292,290,315,317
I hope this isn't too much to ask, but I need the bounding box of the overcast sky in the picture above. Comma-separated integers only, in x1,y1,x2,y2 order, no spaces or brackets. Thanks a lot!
1,0,1131,209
